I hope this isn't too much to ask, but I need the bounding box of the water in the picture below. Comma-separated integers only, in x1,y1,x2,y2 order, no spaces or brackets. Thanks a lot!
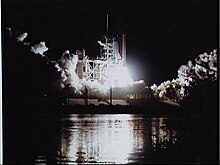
33,114,183,164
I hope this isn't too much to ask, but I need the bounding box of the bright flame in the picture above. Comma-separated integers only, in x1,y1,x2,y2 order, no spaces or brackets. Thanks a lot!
79,64,134,95
105,65,134,88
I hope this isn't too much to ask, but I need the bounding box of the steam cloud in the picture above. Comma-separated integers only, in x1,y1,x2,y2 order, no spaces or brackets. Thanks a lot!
16,32,28,42
31,41,49,56
151,49,217,101
7,27,49,56
55,50,82,95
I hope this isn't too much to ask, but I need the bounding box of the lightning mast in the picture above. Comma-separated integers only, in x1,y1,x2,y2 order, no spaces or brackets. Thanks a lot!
106,13,109,33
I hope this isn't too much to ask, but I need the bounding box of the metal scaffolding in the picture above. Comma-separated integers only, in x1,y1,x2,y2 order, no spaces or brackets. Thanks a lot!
76,34,126,85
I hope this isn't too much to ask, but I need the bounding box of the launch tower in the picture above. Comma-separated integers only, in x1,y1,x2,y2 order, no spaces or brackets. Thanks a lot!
75,15,127,86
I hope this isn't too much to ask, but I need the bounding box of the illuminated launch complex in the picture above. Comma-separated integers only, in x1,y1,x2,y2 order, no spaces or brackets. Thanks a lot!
75,13,127,86
61,15,146,105
75,33,128,86
70,15,133,92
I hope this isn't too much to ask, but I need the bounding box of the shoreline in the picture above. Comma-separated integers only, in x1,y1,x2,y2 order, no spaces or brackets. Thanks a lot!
31,99,184,118
5,98,184,118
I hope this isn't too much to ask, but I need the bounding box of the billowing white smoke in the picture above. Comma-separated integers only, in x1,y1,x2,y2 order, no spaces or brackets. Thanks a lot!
31,41,49,56
194,50,217,80
53,50,144,98
16,32,28,42
53,50,110,97
6,27,13,37
133,80,146,89
7,27,49,57
55,50,82,95
151,49,217,101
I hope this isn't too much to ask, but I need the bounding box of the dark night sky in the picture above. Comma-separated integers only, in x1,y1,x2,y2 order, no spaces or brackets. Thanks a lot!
3,0,217,85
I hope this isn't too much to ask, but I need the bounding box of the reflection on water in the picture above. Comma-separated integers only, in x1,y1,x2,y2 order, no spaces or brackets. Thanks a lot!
151,118,178,150
34,114,180,164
